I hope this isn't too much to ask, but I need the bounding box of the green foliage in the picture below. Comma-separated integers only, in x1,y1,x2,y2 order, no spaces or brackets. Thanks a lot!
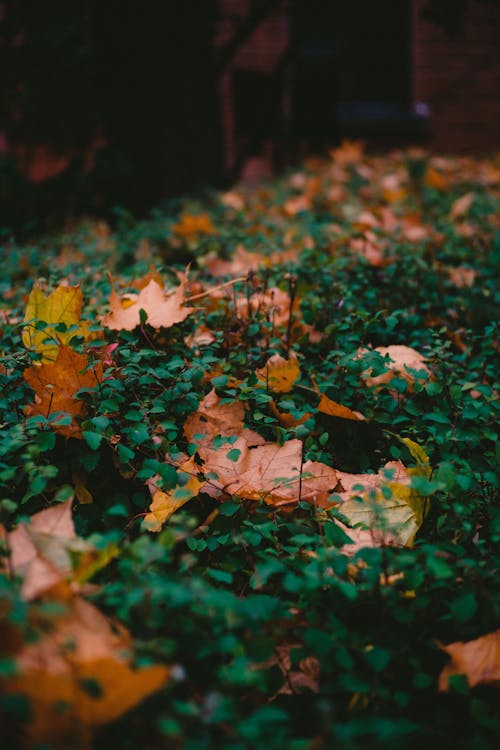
0,151,499,749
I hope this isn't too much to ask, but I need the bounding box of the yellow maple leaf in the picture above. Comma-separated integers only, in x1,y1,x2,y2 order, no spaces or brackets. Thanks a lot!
22,282,89,362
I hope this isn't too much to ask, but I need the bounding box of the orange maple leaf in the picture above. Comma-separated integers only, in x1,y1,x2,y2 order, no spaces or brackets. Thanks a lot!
102,270,195,331
23,346,103,438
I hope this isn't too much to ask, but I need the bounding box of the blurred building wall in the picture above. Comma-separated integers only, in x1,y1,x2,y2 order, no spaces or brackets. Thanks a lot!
414,0,500,151
216,0,500,163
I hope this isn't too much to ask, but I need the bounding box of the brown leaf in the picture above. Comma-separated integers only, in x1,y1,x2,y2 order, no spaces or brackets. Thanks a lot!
23,346,103,438
256,353,300,393
439,630,500,690
329,139,364,164
359,345,430,390
235,286,298,329
7,500,93,601
200,437,339,508
447,266,477,288
7,596,169,747
203,243,264,277
272,645,320,695
317,393,365,421
102,270,195,331
268,400,312,428
450,192,474,219
184,388,264,450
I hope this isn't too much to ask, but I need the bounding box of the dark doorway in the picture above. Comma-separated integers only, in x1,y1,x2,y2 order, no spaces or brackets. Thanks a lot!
290,0,414,150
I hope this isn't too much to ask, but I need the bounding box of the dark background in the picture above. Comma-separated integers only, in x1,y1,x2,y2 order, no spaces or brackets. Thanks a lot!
1,0,499,232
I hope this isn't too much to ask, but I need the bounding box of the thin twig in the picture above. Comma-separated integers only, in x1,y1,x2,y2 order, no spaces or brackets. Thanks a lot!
185,276,247,303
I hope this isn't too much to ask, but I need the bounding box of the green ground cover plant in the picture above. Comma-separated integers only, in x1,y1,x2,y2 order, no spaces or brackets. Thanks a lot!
0,145,499,749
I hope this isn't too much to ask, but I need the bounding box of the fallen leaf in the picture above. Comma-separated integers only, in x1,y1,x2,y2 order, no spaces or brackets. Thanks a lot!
268,400,311,428
235,286,298,329
144,456,205,531
102,270,195,331
381,174,407,203
450,192,474,219
256,353,300,393
7,501,92,601
270,644,320,695
184,388,264,450
439,630,500,690
335,460,429,554
425,166,449,191
184,325,216,349
220,191,245,211
200,437,340,507
171,213,214,239
359,345,430,390
447,266,477,288
317,393,365,421
22,282,89,362
23,346,103,438
7,596,169,747
203,243,264,277
330,140,364,164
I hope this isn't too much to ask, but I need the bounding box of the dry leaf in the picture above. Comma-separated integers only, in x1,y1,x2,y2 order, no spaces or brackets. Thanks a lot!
450,192,474,219
184,388,264,449
317,393,365,421
447,266,477,288
171,213,214,239
335,460,428,554
102,271,195,331
203,243,264,277
235,286,298,329
6,500,94,601
425,166,449,191
271,645,320,695
201,437,303,505
256,353,300,393
144,456,204,531
184,325,216,349
22,282,89,362
23,346,103,438
200,437,339,508
330,140,364,164
359,345,430,390
7,596,169,747
381,174,407,203
439,630,500,690
268,400,312,428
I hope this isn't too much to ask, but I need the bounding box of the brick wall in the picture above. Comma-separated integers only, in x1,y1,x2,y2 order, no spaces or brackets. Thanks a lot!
413,0,500,151
217,0,500,162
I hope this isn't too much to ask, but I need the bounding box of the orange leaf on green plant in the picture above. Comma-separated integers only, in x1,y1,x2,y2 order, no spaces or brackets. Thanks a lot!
102,269,195,331
439,630,500,690
23,346,103,438
256,352,300,393
144,456,205,531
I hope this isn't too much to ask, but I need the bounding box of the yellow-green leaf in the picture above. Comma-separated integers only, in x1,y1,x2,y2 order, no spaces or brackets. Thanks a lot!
23,282,88,362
